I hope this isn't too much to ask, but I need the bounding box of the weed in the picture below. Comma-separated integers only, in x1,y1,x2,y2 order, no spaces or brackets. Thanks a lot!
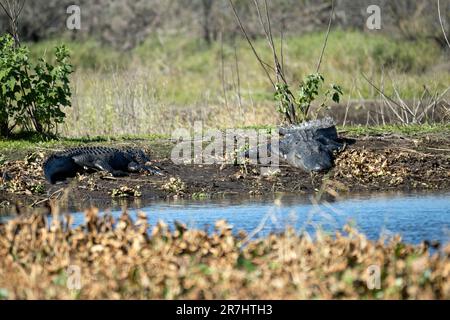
111,186,142,198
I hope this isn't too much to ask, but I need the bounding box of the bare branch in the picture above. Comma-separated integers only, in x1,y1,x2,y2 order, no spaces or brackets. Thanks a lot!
0,1,13,21
0,0,24,46
316,0,335,73
361,73,404,110
361,73,408,123
280,28,284,74
438,0,450,50
17,0,25,19
251,0,294,122
228,0,275,88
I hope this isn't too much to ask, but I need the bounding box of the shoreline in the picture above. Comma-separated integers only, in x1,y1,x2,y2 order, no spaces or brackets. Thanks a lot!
1,132,450,212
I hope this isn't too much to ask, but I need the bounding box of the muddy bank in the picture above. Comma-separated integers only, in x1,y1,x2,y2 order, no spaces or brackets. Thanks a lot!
1,132,449,212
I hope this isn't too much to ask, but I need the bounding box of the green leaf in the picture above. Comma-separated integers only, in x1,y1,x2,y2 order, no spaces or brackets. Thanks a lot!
237,254,257,272
0,68,11,80
332,92,340,103
6,78,16,90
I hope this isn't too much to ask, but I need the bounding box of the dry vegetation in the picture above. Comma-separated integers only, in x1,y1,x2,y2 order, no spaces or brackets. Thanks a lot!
2,0,448,48
0,207,448,299
8,0,447,137
54,32,450,137
333,147,450,189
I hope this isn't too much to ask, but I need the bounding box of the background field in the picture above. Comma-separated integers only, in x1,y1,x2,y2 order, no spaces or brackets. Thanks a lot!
26,31,450,136
1,0,447,137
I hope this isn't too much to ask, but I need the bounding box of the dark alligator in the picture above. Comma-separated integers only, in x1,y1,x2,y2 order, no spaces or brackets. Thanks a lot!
244,118,347,172
43,146,161,184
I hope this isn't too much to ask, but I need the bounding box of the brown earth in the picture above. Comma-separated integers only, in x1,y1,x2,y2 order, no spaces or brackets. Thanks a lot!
1,132,449,214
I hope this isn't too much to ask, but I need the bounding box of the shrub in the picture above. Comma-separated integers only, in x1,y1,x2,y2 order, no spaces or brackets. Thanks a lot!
275,73,343,123
0,34,72,138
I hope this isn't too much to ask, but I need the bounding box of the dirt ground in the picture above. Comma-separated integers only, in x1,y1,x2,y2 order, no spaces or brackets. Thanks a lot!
1,131,449,213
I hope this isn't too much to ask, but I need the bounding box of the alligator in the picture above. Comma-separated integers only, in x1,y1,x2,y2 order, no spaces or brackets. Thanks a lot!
244,118,346,172
43,146,161,184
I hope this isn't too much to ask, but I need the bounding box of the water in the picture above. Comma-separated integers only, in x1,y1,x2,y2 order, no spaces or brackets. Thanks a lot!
68,192,450,245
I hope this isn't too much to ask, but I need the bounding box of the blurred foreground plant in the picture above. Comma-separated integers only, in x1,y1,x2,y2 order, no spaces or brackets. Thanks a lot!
0,207,448,299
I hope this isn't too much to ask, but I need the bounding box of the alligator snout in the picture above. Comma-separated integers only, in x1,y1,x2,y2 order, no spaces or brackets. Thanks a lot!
312,164,329,172
285,140,334,173
300,153,333,172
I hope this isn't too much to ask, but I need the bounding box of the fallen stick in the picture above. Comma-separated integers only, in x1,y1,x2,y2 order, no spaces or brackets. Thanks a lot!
30,188,64,207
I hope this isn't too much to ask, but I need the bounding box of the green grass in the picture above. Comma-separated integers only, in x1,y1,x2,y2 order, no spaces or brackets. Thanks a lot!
0,133,169,158
1,124,448,155
18,31,450,136
339,123,450,137
28,38,130,70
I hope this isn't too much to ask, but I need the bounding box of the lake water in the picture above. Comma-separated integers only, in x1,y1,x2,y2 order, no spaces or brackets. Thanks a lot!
67,192,450,245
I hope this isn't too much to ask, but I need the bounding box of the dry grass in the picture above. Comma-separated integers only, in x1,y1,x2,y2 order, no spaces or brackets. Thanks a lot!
0,151,45,196
0,207,448,299
26,31,450,137
66,68,277,137
333,147,450,189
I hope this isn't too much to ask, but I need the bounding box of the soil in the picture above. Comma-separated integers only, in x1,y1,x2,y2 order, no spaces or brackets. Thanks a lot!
1,131,449,214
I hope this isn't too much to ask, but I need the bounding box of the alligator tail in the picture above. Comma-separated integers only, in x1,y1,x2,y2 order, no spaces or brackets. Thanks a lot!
43,155,78,184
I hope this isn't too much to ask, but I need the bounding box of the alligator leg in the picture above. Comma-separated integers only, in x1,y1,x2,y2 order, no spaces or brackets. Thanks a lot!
71,155,94,171
143,165,163,176
92,160,127,177
73,156,126,177
72,156,128,177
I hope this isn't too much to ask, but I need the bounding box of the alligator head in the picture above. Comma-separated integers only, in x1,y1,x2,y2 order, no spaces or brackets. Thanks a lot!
126,149,162,175
227,118,346,173
127,149,151,165
280,139,334,172
277,117,343,172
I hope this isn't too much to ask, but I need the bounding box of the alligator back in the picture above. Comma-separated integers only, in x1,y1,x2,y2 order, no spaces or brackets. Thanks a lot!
47,146,123,158
279,117,338,140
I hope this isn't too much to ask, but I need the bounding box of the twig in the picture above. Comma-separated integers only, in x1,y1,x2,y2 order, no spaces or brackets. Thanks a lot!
438,0,450,50
316,0,335,73
0,1,13,20
426,147,450,152
219,31,229,110
234,44,243,111
361,72,408,123
30,188,64,207
342,80,356,127
253,0,285,84
0,0,25,46
280,29,284,74
101,176,118,181
396,147,434,157
228,0,275,88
